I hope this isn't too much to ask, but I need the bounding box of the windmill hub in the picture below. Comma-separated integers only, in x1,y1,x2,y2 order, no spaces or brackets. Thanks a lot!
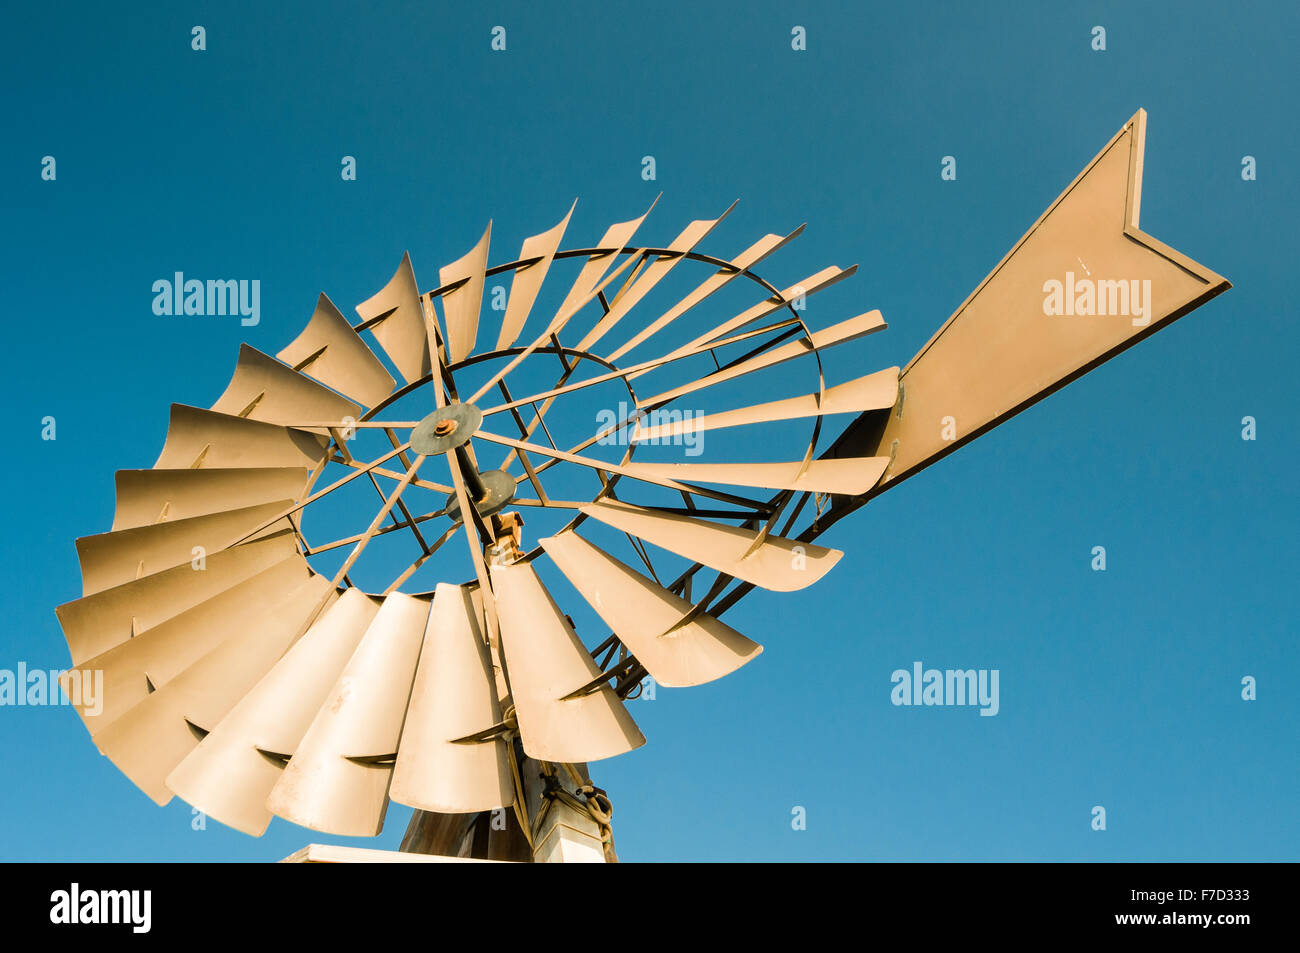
444,468,516,522
409,401,482,454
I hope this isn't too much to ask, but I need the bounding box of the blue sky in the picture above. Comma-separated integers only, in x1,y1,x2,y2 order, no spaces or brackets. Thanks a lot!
1,1,1295,861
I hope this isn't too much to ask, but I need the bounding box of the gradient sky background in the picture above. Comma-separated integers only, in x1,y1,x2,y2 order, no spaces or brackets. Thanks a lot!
1,1,1295,861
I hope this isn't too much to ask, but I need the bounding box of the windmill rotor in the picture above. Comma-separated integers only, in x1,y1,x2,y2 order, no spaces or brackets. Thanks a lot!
57,195,892,851
56,110,1230,861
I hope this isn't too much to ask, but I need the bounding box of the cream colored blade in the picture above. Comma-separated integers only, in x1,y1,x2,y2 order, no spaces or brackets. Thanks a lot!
621,457,891,497
278,292,395,408
574,203,735,353
111,467,310,531
356,252,429,385
496,203,575,350
164,588,379,836
633,366,899,443
605,226,803,363
490,560,645,763
267,592,429,836
639,311,885,408
60,554,312,734
551,200,657,326
579,500,841,592
439,224,491,363
77,500,294,596
56,530,299,666
89,575,337,804
390,584,514,814
541,531,762,688
211,344,359,431
153,405,328,471
629,265,856,378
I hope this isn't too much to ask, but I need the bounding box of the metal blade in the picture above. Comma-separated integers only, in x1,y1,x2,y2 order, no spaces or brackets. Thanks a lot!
267,592,429,836
164,588,379,836
551,200,657,327
390,584,514,814
356,252,430,385
632,366,899,443
496,202,575,350
76,500,294,596
153,405,329,471
630,265,857,377
211,344,359,431
541,531,762,687
439,224,491,363
604,226,803,363
56,530,300,666
579,500,841,592
620,457,891,496
574,203,736,353
110,467,311,531
89,574,338,804
278,292,395,408
639,310,886,408
60,553,312,733
490,560,645,763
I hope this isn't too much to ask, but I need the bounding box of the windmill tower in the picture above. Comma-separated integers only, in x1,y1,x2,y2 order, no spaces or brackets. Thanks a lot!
56,110,1227,863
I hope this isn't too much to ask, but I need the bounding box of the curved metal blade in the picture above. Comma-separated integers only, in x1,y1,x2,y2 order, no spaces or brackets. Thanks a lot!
89,574,338,804
541,531,762,687
164,588,379,836
638,311,886,408
574,203,736,353
76,500,294,596
153,405,328,471
439,224,491,363
620,457,890,497
356,252,430,385
630,265,857,377
267,592,429,836
632,366,899,443
61,554,313,734
278,292,395,408
212,344,359,431
490,560,645,764
390,584,514,814
110,467,311,532
56,530,300,666
579,500,841,592
496,203,575,350
551,200,657,327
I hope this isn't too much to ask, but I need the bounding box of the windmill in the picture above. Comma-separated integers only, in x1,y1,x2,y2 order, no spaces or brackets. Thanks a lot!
56,110,1228,862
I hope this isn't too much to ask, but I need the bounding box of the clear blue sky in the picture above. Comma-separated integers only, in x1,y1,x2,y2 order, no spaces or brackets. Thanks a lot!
1,1,1295,861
